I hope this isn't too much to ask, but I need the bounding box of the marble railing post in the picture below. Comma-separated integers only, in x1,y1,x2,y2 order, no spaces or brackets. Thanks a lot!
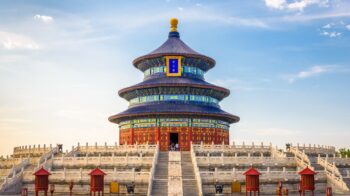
126,153,129,165
221,153,224,165
112,153,115,165
63,167,66,180
80,168,83,180
98,153,101,166
73,155,76,165
207,153,210,165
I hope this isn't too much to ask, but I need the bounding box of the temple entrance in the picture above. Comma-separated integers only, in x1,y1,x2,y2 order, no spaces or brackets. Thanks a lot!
169,133,179,151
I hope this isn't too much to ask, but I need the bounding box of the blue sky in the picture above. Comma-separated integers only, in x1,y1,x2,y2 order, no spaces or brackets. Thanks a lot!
0,0,349,155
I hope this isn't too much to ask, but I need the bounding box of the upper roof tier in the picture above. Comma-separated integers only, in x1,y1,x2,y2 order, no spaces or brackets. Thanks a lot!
133,19,216,72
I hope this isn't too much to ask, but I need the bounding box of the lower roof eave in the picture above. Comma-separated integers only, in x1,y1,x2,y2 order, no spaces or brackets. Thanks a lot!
108,112,240,124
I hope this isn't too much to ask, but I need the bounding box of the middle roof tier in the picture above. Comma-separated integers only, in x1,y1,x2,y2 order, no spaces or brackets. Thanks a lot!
119,76,230,101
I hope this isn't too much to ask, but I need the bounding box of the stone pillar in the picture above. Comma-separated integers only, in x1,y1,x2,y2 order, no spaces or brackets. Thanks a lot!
63,167,66,180
80,168,83,180
221,153,224,165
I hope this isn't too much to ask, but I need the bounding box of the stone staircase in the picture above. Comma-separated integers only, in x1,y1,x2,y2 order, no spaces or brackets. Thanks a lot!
181,152,199,196
309,156,324,171
151,152,168,196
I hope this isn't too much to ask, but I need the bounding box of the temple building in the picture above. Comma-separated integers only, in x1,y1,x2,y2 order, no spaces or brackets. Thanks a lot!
1,18,349,196
109,18,240,151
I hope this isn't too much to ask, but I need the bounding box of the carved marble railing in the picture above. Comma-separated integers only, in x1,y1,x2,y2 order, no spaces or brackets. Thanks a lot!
0,158,26,168
13,144,55,157
23,169,150,183
34,147,59,171
70,143,157,155
196,156,296,167
147,143,159,196
0,171,23,193
52,155,154,167
290,147,312,169
317,156,350,192
191,143,203,196
0,158,30,193
200,169,326,183
326,157,350,166
192,142,272,154
290,144,336,155
271,146,286,158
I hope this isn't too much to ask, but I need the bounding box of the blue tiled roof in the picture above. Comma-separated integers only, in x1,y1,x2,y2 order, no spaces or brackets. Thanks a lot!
108,102,240,124
133,33,215,70
119,76,230,98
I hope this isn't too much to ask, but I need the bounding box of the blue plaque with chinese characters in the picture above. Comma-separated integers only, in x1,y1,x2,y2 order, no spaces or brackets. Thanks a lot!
166,56,182,76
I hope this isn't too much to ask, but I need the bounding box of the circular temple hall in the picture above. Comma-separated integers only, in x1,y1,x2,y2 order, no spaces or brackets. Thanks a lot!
109,18,240,151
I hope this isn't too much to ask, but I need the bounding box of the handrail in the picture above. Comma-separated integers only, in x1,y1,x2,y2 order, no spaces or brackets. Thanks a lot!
290,147,312,169
0,172,23,193
317,156,349,192
191,142,203,196
271,146,286,158
147,143,159,196
34,147,59,171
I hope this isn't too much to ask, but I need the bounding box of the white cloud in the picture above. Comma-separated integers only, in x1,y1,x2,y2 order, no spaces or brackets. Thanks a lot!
321,31,341,38
265,0,286,9
284,65,334,83
34,14,54,23
178,7,184,12
265,0,329,11
346,25,350,30
322,23,332,28
0,31,39,50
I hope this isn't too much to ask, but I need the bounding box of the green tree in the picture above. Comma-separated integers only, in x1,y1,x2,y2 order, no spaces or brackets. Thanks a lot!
338,148,350,158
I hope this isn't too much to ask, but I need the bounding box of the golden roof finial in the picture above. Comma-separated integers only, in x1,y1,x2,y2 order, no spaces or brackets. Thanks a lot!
170,18,178,32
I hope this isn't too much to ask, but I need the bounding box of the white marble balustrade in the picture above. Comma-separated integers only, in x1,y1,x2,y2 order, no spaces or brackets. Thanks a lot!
192,142,272,154
196,156,296,166
22,169,150,183
52,156,153,167
200,170,326,183
325,157,350,166
290,143,335,155
73,143,157,154
13,144,54,157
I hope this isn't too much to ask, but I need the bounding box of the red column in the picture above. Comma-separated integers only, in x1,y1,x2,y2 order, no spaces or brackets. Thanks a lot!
131,128,134,145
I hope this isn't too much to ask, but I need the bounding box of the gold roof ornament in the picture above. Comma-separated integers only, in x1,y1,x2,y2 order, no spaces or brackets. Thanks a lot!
170,18,178,32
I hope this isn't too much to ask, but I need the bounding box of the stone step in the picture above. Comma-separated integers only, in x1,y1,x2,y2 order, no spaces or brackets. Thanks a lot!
151,152,169,195
181,152,199,196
